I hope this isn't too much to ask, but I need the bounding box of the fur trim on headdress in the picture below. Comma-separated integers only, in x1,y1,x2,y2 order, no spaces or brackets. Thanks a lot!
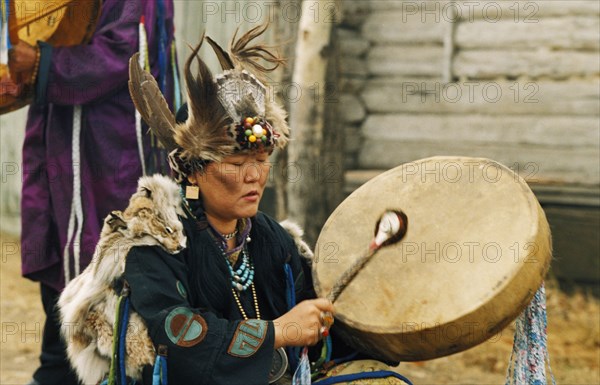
58,175,186,384
128,24,290,178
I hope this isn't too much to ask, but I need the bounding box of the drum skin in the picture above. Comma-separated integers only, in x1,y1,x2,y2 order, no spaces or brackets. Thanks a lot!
313,156,552,362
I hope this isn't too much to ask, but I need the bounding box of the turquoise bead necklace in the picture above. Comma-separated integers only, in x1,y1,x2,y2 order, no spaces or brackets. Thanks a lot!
180,188,255,292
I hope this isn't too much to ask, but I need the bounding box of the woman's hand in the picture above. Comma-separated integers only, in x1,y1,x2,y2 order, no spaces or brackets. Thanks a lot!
273,298,334,348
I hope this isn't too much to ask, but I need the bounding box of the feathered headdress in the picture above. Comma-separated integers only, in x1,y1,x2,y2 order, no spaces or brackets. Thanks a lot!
128,24,290,181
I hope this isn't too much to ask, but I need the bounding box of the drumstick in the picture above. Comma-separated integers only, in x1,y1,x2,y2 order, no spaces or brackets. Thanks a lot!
327,210,408,303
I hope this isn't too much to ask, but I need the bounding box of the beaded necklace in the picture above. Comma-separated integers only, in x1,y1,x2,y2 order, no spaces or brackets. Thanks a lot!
225,245,255,291
222,229,238,240
231,284,261,320
180,189,258,316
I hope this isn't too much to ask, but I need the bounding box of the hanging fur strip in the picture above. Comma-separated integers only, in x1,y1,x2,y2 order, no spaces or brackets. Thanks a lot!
58,174,187,384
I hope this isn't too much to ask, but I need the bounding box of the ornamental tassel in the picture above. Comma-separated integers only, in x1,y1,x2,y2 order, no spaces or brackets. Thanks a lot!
292,347,312,385
505,282,556,385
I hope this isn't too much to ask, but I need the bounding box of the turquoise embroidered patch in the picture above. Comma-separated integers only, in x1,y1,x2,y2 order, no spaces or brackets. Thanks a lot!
176,280,187,299
227,320,268,357
164,307,207,347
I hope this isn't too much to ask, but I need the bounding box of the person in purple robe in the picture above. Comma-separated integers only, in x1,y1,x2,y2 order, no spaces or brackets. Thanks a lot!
7,1,177,384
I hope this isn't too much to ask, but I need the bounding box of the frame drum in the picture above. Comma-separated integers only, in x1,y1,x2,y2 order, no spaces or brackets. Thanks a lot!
313,156,551,361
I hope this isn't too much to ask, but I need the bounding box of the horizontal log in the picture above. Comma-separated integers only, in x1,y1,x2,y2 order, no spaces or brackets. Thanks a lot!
340,0,371,28
344,124,363,153
361,80,600,116
361,114,600,148
339,94,366,123
368,46,444,77
456,17,600,50
338,29,371,57
363,10,448,44
369,1,600,17
340,57,368,77
454,50,600,79
340,76,367,93
358,140,600,185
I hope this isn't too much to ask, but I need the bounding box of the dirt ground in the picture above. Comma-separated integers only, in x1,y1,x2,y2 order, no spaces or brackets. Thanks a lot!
1,231,598,385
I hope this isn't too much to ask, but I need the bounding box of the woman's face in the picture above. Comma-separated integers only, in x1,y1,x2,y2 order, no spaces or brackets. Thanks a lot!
192,151,271,223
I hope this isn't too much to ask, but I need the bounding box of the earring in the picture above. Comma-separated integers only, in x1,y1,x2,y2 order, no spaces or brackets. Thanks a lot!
185,185,199,200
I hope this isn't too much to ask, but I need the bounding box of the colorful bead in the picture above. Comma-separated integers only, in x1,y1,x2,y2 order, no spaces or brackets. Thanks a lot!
322,313,334,326
244,122,252,129
261,136,267,142
249,135,257,143
224,247,255,292
245,129,252,137
262,129,267,136
245,117,254,125
252,124,263,136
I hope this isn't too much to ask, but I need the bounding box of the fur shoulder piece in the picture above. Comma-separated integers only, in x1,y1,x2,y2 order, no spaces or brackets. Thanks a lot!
279,219,314,262
58,174,186,384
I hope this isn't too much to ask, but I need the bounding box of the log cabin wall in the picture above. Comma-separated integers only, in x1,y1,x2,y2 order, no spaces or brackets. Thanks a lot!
338,0,599,287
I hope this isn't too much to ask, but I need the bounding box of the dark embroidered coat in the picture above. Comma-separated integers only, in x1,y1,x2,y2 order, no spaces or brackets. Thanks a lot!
124,211,314,385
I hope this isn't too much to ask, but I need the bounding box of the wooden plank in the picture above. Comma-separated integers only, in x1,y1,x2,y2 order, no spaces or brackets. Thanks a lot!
340,94,366,123
368,45,444,77
340,57,368,77
357,140,600,185
340,0,371,28
369,1,600,17
361,114,600,148
363,10,448,44
455,50,600,79
456,17,600,50
362,80,600,116
339,28,371,57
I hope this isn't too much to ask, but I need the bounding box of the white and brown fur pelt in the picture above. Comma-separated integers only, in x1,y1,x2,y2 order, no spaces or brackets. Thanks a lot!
279,219,314,263
58,174,187,384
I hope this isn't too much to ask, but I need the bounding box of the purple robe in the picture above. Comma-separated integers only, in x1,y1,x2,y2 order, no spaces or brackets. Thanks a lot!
21,0,176,291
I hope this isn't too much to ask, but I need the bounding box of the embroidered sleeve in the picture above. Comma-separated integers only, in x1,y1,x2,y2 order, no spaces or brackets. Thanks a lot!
125,246,275,384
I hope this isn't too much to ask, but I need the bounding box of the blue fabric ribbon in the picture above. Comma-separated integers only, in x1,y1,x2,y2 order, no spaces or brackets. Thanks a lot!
153,355,168,385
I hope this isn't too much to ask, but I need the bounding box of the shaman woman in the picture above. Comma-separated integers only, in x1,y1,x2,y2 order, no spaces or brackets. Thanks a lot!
59,24,412,385
58,25,335,385
125,25,338,384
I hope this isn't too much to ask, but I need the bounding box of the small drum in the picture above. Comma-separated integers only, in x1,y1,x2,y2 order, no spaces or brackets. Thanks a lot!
0,0,101,114
313,156,552,361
